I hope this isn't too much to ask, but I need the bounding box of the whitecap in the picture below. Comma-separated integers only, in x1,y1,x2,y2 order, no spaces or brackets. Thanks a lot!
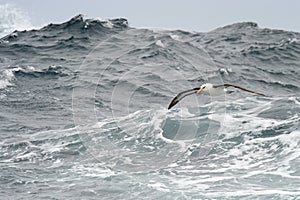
0,4,33,37
155,40,165,48
0,67,21,89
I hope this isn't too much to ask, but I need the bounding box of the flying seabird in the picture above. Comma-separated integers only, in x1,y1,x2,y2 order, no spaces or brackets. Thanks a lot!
168,83,266,109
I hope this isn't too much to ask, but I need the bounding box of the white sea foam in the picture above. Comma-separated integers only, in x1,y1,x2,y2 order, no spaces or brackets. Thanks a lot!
0,67,21,89
288,38,300,44
0,4,33,38
200,189,300,198
84,21,89,29
170,34,181,41
155,40,165,48
71,164,115,178
147,181,170,192
0,79,12,89
218,67,232,75
102,20,114,29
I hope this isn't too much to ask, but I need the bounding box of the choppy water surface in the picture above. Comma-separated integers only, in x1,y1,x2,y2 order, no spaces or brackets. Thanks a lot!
0,13,300,199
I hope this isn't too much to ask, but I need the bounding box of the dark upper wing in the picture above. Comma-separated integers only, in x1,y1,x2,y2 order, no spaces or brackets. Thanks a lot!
168,88,200,109
214,84,266,96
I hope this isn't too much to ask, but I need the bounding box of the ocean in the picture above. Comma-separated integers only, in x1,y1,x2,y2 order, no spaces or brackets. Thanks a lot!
0,12,300,199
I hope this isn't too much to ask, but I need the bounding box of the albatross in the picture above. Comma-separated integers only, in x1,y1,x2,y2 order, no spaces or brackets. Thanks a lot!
168,83,266,109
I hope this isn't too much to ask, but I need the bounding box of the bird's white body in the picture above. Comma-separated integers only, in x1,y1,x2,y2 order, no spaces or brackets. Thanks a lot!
200,83,226,96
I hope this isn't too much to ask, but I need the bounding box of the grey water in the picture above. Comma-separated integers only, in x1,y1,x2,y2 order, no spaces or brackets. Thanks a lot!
0,14,300,199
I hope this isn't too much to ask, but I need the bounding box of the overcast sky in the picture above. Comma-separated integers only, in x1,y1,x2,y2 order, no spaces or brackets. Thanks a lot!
1,0,300,32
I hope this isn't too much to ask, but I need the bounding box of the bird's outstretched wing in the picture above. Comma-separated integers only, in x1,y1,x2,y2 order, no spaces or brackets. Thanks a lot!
214,84,266,96
168,88,200,109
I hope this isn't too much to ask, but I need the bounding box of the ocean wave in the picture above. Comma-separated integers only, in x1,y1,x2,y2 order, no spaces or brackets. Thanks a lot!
1,14,128,43
0,65,72,91
1,15,300,199
14,65,72,78
241,38,300,58
213,22,259,33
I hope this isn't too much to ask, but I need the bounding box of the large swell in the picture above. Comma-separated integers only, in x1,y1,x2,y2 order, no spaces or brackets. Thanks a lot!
0,14,300,199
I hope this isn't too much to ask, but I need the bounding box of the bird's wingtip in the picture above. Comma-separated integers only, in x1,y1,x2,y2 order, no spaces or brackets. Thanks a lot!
167,103,174,110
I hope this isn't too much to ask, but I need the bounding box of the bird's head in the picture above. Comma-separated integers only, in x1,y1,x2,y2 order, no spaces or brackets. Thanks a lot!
196,83,212,94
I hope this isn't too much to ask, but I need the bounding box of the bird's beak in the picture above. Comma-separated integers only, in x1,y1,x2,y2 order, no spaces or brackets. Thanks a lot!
196,88,203,94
